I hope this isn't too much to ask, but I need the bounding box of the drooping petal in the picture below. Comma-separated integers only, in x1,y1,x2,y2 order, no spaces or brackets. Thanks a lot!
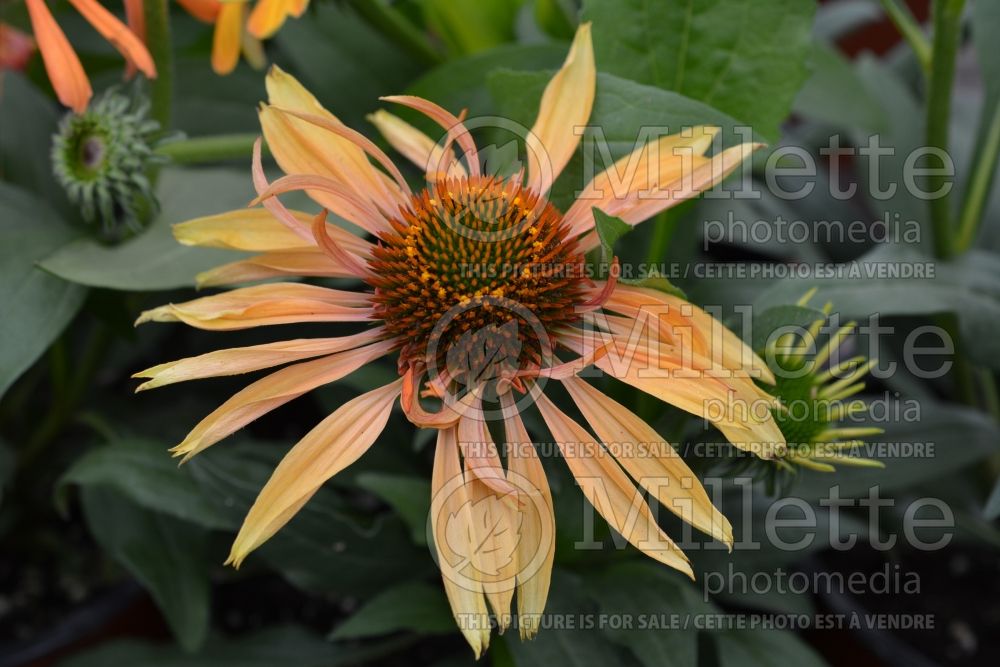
211,0,243,75
562,377,732,547
525,22,594,195
535,392,693,577
227,378,402,566
135,282,374,330
601,283,774,383
171,340,396,461
195,248,358,287
456,403,518,497
24,0,91,113
173,208,315,251
431,426,491,658
559,328,785,458
464,474,518,629
133,328,386,391
367,109,467,182
501,393,553,639
68,0,155,77
563,126,719,232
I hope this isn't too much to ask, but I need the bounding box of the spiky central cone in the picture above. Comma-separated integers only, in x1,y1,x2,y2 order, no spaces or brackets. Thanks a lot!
368,176,587,383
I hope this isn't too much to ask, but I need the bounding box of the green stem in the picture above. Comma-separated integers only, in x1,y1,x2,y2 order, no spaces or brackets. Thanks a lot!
144,0,174,131
954,103,1000,253
156,134,268,164
349,0,444,65
880,0,933,74
925,0,966,260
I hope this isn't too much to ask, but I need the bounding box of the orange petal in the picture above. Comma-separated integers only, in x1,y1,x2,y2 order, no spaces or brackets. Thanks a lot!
456,404,518,497
68,0,155,77
227,378,402,566
195,248,359,287
24,0,91,112
172,207,371,253
246,0,301,39
176,0,222,23
430,426,491,658
525,22,594,194
134,282,374,330
562,376,733,548
563,126,719,231
501,393,554,640
381,95,481,177
211,0,243,75
171,340,396,461
133,328,386,391
535,392,693,577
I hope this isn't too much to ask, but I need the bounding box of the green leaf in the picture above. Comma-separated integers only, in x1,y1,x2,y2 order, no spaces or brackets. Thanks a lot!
793,43,889,134
57,437,232,530
581,0,817,140
331,581,454,639
407,43,567,123
274,1,424,129
534,0,577,39
57,626,353,667
714,629,828,667
590,562,713,667
423,0,522,56
39,168,250,291
80,486,210,651
0,183,86,400
356,472,431,545
753,244,1000,368
591,208,686,298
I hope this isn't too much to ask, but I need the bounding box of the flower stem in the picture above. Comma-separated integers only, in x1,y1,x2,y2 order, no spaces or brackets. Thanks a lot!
349,0,443,65
954,102,1000,253
143,0,174,131
880,0,932,75
925,0,965,260
156,134,267,164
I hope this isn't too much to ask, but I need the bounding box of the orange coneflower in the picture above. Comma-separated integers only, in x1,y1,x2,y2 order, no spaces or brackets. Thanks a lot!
176,0,307,75
23,0,155,113
135,24,785,653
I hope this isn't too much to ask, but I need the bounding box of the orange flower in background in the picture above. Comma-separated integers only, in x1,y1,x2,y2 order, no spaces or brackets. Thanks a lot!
23,0,155,113
176,0,308,75
0,23,36,70
135,24,782,653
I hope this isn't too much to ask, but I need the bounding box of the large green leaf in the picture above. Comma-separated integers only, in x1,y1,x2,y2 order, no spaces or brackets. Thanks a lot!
581,0,817,140
57,437,232,530
793,43,889,134
714,629,828,667
39,168,250,291
80,486,211,651
0,184,86,399
330,581,453,639
423,0,522,56
590,562,713,667
753,244,1000,368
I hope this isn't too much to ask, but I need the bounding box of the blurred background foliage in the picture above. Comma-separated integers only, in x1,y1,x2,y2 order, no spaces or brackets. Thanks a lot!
1,1,999,666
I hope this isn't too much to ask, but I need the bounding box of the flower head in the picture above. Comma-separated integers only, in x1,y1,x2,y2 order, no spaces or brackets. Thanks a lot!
23,0,155,113
136,24,783,654
52,88,162,236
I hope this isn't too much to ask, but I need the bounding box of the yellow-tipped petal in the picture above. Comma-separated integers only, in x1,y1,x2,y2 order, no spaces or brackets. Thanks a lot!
227,378,402,566
525,22,595,194
502,394,554,640
171,340,396,461
211,0,243,75
431,426,491,658
563,377,733,549
135,283,374,330
195,249,356,287
535,392,693,577
173,209,314,251
133,328,385,391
